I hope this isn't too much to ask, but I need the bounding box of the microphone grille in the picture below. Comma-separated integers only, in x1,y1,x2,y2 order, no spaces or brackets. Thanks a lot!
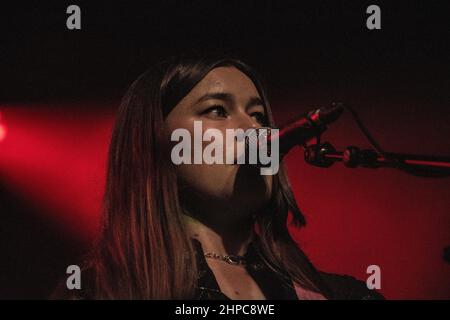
245,127,272,146
245,127,273,159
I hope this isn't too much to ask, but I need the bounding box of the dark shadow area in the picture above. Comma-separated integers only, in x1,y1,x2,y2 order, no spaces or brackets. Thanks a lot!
0,180,87,299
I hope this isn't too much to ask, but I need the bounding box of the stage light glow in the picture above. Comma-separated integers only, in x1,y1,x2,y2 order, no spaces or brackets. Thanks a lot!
0,104,115,241
0,111,6,142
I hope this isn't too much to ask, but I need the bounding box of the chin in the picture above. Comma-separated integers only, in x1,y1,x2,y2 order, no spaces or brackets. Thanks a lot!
220,171,271,215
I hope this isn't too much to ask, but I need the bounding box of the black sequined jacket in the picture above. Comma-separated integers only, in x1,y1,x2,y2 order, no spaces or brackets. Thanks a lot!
192,239,384,300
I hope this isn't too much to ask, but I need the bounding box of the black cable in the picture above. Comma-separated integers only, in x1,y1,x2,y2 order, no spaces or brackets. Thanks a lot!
339,103,392,160
340,103,450,178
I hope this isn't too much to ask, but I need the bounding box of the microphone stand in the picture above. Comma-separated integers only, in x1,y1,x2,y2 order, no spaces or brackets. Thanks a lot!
289,103,450,263
303,142,450,178
303,140,450,264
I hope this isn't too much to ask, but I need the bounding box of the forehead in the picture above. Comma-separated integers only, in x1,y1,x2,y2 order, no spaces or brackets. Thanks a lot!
188,66,260,100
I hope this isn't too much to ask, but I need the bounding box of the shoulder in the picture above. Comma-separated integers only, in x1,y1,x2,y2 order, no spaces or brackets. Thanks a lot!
319,271,384,300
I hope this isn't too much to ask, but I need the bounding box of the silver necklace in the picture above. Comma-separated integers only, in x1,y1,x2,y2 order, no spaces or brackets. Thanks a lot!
204,252,247,266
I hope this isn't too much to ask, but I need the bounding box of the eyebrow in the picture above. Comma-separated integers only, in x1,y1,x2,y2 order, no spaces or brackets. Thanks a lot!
196,92,264,109
246,96,264,109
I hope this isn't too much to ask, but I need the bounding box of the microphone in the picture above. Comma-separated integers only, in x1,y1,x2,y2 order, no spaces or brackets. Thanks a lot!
246,103,344,164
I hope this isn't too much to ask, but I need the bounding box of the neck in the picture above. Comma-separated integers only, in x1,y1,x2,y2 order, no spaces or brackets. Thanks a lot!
184,214,255,256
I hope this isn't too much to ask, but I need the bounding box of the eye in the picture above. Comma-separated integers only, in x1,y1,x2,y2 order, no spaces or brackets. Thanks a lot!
250,111,267,125
202,105,228,119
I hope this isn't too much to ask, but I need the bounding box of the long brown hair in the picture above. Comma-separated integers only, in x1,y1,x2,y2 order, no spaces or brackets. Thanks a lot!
88,52,330,299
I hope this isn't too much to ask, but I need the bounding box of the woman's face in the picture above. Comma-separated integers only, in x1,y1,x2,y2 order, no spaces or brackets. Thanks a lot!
165,66,272,218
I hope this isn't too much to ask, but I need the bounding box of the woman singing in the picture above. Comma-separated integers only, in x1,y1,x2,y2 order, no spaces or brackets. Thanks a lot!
55,52,383,300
